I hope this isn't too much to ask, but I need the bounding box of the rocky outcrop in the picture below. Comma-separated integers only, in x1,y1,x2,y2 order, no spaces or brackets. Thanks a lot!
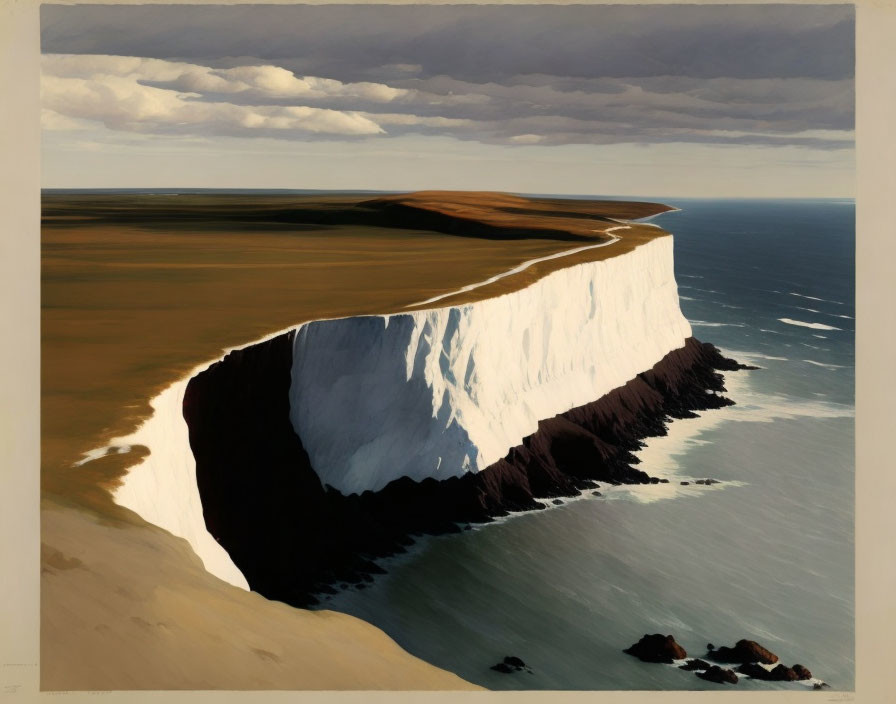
623,634,687,663
711,639,779,665
792,664,812,680
185,336,744,607
697,665,739,685
679,658,711,671
490,656,531,674
737,663,799,681
627,633,815,687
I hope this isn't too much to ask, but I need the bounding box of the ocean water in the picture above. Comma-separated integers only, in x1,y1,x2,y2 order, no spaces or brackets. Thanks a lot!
319,199,855,691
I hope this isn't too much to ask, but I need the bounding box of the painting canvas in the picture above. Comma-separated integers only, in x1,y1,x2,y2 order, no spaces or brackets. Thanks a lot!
19,0,867,695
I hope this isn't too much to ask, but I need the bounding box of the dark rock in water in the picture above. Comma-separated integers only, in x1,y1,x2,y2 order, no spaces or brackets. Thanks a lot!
681,481,690,485
792,664,812,680
712,639,779,664
491,656,529,674
707,644,715,651
704,479,720,485
592,490,603,497
649,477,660,484
660,478,670,483
736,663,771,679
696,665,738,685
737,662,799,682
768,664,799,681
624,634,687,663
552,499,564,505
679,658,711,671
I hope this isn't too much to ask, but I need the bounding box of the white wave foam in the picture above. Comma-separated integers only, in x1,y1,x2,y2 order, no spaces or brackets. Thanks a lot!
725,350,788,363
789,292,844,306
793,305,854,321
692,321,745,328
812,334,827,339
469,357,852,531
679,286,723,294
632,367,853,483
778,318,841,331
803,360,846,370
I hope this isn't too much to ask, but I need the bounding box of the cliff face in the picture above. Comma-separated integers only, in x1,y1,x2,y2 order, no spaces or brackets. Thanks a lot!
290,236,691,495
113,233,742,606
185,335,738,607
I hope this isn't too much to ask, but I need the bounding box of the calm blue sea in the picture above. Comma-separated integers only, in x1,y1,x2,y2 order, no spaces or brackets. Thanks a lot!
320,198,856,691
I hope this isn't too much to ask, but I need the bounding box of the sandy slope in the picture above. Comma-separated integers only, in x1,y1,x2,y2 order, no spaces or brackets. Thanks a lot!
42,504,476,690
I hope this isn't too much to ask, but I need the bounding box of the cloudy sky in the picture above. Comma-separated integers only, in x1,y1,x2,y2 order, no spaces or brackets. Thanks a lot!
40,3,855,197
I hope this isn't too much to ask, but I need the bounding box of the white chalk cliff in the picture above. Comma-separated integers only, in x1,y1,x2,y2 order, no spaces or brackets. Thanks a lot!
290,235,691,495
112,234,691,587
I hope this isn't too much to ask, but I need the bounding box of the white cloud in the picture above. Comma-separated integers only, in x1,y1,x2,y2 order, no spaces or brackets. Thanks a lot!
41,55,389,137
40,53,852,149
40,54,491,140
162,63,410,102
43,54,411,103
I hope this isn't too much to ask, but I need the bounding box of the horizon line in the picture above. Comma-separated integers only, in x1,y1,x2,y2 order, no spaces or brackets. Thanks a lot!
40,188,856,201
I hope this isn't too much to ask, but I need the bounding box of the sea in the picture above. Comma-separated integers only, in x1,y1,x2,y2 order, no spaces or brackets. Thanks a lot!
318,198,856,691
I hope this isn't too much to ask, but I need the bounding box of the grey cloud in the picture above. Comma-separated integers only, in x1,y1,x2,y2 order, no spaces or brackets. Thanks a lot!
40,4,854,149
42,4,854,81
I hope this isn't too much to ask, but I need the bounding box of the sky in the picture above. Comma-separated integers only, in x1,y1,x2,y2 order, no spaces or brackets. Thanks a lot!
40,3,855,197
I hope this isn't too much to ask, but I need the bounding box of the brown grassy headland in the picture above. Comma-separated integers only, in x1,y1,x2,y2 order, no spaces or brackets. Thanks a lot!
41,190,671,689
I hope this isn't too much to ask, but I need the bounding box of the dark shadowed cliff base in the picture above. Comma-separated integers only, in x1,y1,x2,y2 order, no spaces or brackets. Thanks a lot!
185,335,748,608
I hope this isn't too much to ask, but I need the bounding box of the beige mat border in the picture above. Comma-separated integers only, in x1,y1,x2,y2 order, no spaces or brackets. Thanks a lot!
1,1,890,702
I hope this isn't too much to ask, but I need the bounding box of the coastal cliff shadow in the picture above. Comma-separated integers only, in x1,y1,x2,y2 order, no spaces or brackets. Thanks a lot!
184,332,744,608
